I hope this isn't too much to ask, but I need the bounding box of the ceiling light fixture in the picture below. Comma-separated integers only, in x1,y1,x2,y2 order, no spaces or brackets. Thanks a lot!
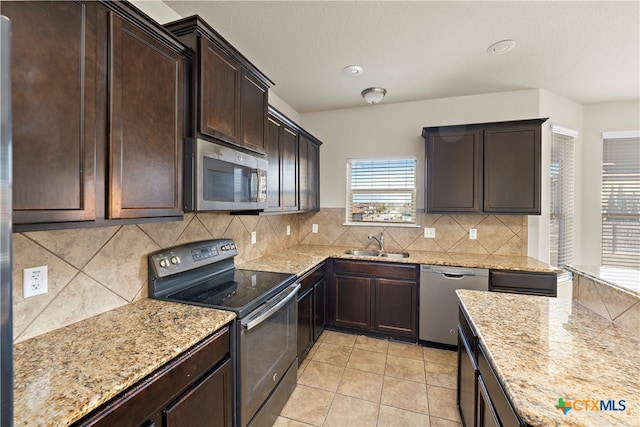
361,87,387,105
342,65,363,77
487,39,517,55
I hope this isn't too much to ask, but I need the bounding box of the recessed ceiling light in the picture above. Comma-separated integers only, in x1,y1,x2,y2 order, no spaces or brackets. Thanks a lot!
342,65,363,77
487,39,517,55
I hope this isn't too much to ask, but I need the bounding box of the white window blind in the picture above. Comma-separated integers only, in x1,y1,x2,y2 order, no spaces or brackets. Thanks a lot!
550,129,575,268
346,157,417,224
601,136,640,269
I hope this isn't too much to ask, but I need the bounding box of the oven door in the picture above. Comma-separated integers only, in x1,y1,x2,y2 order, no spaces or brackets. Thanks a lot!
194,139,267,211
240,283,299,427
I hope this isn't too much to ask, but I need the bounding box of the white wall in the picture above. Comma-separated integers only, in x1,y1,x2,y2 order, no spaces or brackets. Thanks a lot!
579,101,640,266
130,0,181,23
301,89,541,210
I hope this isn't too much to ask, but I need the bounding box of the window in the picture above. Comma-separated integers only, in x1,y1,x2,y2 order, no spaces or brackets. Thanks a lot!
550,126,576,268
346,157,417,225
601,132,640,269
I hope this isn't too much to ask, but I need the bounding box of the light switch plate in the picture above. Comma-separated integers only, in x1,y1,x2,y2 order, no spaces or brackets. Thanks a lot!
23,265,48,298
286,225,291,236
251,231,257,244
312,224,318,233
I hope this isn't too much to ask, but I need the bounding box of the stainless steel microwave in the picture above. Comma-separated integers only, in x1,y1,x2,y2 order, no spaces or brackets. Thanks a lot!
184,139,268,211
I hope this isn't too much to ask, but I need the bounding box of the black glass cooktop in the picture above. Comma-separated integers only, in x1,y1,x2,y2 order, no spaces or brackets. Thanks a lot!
166,268,296,316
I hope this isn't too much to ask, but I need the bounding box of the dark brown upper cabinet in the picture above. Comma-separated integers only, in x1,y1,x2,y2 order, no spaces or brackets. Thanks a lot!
299,132,321,212
423,118,547,215
109,12,184,220
266,107,299,212
164,16,273,155
8,1,188,229
7,1,98,225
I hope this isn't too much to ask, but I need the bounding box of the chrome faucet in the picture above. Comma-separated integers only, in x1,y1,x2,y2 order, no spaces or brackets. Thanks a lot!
368,232,384,252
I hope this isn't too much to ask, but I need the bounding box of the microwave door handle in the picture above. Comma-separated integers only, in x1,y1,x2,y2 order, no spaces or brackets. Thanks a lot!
249,169,258,202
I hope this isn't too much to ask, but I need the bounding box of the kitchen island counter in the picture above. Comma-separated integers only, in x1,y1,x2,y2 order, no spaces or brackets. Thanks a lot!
457,289,639,427
237,244,559,276
13,298,235,426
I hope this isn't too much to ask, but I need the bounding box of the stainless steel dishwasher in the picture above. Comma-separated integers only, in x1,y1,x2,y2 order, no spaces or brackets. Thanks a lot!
419,265,488,346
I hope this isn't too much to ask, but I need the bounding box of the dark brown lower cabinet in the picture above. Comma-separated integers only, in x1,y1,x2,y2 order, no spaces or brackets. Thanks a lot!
297,287,314,359
457,306,523,427
297,262,327,360
331,260,418,340
457,324,477,427
74,327,232,427
165,359,232,427
489,270,557,297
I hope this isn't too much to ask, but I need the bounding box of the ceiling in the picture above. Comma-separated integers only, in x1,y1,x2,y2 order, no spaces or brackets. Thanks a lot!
163,1,640,114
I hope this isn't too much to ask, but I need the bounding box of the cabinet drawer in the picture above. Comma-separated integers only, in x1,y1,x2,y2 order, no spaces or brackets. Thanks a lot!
333,260,417,280
478,344,522,427
299,262,326,293
76,326,231,426
490,270,557,297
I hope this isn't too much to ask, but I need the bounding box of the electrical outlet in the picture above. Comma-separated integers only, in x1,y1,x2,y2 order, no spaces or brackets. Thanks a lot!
424,227,436,238
23,265,48,298
251,231,257,244
286,225,291,236
312,224,318,233
469,229,478,240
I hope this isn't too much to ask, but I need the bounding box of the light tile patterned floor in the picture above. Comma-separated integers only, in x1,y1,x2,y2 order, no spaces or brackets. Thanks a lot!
276,331,463,427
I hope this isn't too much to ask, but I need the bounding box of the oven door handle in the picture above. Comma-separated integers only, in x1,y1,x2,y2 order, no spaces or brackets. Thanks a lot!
241,283,301,330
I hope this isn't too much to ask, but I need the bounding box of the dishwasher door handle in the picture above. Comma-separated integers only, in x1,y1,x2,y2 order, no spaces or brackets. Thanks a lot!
442,273,466,280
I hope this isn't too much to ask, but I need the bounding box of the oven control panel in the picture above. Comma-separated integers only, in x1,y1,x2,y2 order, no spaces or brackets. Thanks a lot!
148,239,238,279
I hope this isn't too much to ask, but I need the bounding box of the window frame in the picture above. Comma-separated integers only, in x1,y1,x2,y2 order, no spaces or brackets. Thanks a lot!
345,156,418,227
601,131,640,270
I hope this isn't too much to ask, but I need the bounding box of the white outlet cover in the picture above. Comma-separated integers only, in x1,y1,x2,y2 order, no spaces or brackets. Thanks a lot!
424,227,436,238
469,229,478,240
251,231,257,244
312,224,318,233
23,265,48,298
286,225,291,236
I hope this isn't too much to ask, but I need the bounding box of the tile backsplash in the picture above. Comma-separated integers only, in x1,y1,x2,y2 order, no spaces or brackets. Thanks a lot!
12,208,528,342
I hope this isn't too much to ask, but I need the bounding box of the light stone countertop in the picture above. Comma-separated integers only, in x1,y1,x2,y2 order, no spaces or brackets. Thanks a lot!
237,244,560,276
457,289,640,427
567,265,640,296
13,298,236,427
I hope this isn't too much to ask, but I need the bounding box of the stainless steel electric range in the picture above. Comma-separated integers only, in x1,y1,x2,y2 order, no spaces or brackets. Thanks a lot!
148,239,299,427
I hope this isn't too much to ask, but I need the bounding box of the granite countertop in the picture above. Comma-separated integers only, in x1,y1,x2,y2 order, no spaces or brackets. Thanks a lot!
238,244,560,277
457,289,639,427
13,298,236,427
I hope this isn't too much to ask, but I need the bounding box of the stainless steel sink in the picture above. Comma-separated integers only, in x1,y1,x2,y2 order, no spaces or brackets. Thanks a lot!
344,249,380,257
344,249,409,258
379,251,410,259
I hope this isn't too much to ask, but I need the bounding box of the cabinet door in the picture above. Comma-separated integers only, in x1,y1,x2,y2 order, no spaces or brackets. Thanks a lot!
164,358,232,427
240,70,268,153
457,329,477,427
109,14,184,219
425,129,482,212
200,38,240,145
313,278,327,341
299,134,320,212
8,1,97,224
374,278,416,337
333,274,371,330
297,289,314,360
483,125,541,214
281,127,299,211
266,117,282,211
477,375,500,427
